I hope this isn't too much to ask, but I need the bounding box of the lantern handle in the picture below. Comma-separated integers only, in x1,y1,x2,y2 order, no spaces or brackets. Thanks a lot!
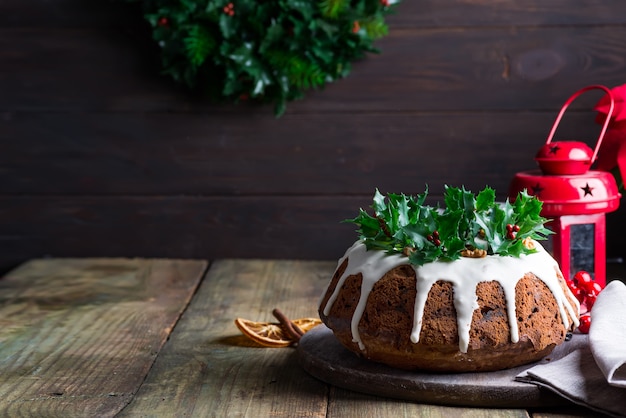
545,84,615,165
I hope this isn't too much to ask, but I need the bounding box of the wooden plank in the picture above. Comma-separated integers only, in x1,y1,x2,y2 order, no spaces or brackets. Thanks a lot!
295,26,626,113
328,387,530,418
0,258,207,417
0,195,368,273
0,0,141,28
116,259,528,417
0,111,601,196
117,259,332,417
2,0,624,29
1,195,624,273
1,26,625,112
386,0,626,27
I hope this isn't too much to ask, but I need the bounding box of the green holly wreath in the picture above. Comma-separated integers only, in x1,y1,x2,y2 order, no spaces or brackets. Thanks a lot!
127,0,400,116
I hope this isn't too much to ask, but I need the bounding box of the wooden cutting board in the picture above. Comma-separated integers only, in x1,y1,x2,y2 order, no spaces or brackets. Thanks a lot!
298,325,586,408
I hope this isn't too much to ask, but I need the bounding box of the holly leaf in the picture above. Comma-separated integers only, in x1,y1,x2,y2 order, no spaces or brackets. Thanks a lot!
345,185,552,266
476,186,496,211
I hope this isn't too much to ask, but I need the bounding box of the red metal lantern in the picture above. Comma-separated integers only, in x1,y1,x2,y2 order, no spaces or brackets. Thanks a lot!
509,85,621,287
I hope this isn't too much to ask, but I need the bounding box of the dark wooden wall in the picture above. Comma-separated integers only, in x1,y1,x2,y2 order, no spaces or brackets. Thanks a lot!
2,0,626,272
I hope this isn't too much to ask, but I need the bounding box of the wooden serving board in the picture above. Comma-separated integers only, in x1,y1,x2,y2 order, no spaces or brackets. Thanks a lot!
298,325,587,408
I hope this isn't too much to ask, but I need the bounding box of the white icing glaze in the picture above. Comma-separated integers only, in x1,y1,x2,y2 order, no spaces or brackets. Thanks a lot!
321,241,580,353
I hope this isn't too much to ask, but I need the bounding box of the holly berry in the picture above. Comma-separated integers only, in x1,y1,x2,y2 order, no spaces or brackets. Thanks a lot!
578,314,591,334
380,0,390,6
157,17,169,27
427,231,441,246
352,21,360,33
505,224,520,240
223,2,235,16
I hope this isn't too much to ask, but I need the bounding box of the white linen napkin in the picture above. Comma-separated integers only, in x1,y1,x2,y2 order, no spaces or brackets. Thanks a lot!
590,280,626,388
516,280,626,417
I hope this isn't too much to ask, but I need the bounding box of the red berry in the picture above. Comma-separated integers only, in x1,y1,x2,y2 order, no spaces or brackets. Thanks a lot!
433,230,440,239
566,280,586,303
506,224,513,232
589,282,603,297
433,238,442,247
513,224,520,232
578,314,591,334
573,271,593,291
584,282,603,310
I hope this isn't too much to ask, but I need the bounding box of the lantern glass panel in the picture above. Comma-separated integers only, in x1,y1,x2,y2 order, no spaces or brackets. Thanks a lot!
570,223,595,277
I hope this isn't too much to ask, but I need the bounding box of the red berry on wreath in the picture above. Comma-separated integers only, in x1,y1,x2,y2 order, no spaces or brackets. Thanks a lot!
157,17,169,27
578,314,591,334
380,0,390,6
223,2,235,16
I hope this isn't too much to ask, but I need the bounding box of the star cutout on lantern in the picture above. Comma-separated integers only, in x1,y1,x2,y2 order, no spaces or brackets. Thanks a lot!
581,183,594,196
531,183,544,196
549,144,561,155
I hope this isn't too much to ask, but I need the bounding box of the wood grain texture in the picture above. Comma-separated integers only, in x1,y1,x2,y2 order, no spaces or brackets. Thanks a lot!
2,0,626,267
1,195,624,274
2,0,625,28
0,111,600,196
117,259,530,417
0,195,367,270
0,258,606,417
327,387,530,418
0,258,207,417
299,326,584,408
117,259,332,417
2,26,625,112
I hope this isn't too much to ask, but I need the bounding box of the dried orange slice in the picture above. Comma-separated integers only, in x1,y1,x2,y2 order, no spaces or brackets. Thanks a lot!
234,317,322,348
292,318,322,333
234,318,293,347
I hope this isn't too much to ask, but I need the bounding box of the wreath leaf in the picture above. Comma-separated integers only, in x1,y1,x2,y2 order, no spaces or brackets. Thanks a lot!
124,0,400,116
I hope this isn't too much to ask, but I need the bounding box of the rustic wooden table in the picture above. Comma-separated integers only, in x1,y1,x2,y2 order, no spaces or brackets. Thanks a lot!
0,258,611,417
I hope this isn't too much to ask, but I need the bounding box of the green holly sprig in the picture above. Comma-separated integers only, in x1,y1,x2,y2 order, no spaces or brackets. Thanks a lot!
126,0,399,116
346,186,553,266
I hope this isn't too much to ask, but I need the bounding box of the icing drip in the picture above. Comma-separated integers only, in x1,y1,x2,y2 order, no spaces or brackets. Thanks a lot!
321,241,580,353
